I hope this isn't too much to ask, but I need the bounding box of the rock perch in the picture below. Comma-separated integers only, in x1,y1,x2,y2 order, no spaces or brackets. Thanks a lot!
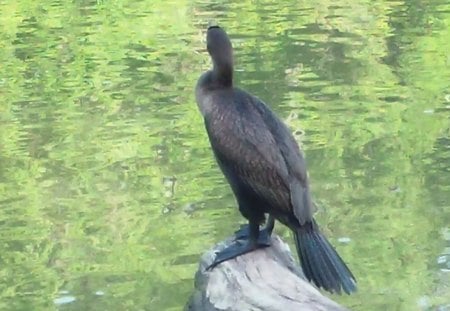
185,234,350,311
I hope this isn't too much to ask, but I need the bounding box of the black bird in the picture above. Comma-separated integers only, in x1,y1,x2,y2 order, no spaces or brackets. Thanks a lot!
195,25,357,294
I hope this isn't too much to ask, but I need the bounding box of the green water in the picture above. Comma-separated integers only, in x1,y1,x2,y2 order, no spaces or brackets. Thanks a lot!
1,1,449,310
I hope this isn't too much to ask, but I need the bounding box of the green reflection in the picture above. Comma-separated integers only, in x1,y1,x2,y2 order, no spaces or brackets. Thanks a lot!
0,0,449,310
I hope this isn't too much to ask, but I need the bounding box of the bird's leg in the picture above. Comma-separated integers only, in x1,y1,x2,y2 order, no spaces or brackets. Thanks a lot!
264,215,275,235
234,215,275,243
207,220,270,270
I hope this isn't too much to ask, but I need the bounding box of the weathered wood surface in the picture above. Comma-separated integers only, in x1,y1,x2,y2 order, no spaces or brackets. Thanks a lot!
185,234,349,311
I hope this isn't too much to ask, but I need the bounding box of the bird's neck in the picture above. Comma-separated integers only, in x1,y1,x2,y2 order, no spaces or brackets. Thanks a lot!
212,61,233,88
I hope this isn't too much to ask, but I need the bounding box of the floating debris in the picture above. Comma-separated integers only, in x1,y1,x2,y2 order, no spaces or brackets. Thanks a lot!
183,203,196,214
437,255,447,265
388,185,401,193
442,228,450,241
338,237,351,244
417,296,430,309
95,290,105,296
54,295,76,305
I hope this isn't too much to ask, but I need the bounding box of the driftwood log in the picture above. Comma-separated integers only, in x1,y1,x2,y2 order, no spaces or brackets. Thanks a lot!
185,234,349,311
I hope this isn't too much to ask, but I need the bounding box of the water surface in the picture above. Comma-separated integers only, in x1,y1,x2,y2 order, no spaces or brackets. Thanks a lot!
0,0,449,310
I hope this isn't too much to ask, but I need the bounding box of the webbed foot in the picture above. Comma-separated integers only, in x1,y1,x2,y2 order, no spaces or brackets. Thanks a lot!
207,238,270,270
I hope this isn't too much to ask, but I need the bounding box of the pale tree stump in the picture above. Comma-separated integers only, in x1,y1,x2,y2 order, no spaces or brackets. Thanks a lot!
185,234,349,311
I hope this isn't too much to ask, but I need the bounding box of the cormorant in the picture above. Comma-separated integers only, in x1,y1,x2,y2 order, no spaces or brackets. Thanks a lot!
195,25,357,294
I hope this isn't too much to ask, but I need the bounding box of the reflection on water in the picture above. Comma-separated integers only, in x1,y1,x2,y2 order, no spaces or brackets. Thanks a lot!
0,0,449,310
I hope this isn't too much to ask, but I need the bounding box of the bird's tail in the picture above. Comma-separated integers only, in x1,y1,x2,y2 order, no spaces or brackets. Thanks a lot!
293,220,357,294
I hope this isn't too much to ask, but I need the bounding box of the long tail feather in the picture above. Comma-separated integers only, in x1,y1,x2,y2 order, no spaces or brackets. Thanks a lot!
294,221,357,294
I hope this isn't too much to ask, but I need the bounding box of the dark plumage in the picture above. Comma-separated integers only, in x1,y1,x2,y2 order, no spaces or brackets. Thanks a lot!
195,25,356,294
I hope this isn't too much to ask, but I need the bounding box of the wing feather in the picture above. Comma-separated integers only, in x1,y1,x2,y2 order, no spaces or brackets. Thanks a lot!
204,89,313,223
252,99,314,224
